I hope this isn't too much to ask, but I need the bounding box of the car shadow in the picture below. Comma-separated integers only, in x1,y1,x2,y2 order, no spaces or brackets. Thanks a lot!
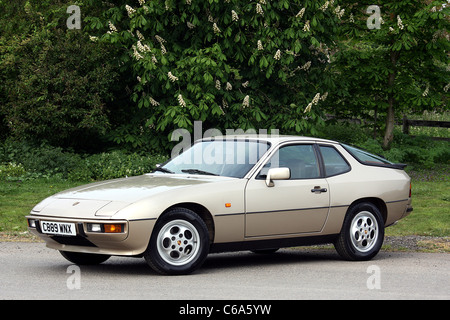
45,248,351,276
201,248,341,272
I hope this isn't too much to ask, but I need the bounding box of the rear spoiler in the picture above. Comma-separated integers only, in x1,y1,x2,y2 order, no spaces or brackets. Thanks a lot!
392,163,407,170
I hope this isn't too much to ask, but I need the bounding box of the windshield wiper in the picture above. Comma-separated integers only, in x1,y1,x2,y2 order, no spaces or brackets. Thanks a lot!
153,167,174,174
181,169,218,176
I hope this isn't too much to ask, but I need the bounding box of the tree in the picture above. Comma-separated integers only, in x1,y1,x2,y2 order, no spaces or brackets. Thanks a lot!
86,0,344,152
332,0,449,149
0,0,122,151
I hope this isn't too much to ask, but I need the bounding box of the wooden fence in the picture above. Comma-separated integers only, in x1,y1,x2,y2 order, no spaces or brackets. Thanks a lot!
399,115,450,141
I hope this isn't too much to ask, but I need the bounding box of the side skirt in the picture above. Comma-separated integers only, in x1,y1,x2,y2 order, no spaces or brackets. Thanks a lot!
210,234,339,254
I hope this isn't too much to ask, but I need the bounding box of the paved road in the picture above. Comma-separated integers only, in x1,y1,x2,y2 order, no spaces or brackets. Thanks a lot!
0,242,448,300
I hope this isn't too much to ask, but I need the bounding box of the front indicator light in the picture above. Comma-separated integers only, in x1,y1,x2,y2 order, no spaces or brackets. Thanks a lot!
104,224,123,233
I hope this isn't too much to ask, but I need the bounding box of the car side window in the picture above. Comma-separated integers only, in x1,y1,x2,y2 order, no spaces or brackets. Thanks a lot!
319,146,350,177
260,144,320,179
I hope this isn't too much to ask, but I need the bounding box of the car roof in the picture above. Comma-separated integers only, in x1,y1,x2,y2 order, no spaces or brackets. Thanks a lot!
200,134,339,145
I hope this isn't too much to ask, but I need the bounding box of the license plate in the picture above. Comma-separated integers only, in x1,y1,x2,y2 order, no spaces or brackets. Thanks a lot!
40,221,76,236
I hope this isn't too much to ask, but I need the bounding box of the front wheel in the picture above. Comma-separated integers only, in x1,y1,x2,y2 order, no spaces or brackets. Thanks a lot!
334,202,384,261
144,208,210,275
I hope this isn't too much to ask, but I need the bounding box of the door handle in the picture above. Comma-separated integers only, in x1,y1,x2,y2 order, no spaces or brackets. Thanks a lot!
311,186,327,193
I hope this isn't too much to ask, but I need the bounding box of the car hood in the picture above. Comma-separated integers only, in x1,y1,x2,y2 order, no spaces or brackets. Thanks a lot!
32,174,232,217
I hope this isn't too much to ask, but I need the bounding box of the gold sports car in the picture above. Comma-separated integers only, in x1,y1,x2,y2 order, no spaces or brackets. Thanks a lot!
27,136,413,275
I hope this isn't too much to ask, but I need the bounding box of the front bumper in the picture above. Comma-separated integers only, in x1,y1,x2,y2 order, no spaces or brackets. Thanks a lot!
26,215,156,256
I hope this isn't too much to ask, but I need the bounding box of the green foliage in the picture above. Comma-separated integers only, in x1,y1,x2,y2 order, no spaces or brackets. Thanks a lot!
67,151,168,181
85,0,343,151
330,0,450,149
0,0,121,150
0,163,26,181
0,140,167,181
318,123,449,169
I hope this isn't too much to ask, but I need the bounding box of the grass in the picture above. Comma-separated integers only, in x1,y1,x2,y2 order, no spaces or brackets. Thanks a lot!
0,179,82,233
0,171,448,239
385,180,449,237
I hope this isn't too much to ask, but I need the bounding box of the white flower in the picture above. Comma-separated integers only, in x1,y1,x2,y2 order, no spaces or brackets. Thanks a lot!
304,102,313,113
108,21,118,32
259,0,266,4
160,44,167,55
242,95,250,108
397,15,404,30
296,8,305,19
226,82,233,91
177,94,186,108
231,10,239,22
422,84,429,97
152,55,158,64
213,23,221,34
301,61,311,71
242,81,249,88
150,97,160,106
304,93,321,113
256,3,264,16
312,93,321,105
136,30,145,41
155,35,166,44
187,22,195,29
320,1,329,12
138,0,146,5
274,49,281,61
321,92,328,101
168,72,178,82
222,98,229,109
89,36,98,42
125,5,136,17
132,45,144,60
257,40,264,51
137,41,150,52
444,83,450,92
137,76,142,83
349,13,354,23
186,0,192,5
215,80,221,90
303,20,310,32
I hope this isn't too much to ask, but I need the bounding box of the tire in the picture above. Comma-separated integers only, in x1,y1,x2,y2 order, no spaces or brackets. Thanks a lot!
144,208,210,275
334,202,384,261
60,251,110,265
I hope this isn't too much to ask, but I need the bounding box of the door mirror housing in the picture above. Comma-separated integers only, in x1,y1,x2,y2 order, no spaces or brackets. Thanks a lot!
265,167,290,187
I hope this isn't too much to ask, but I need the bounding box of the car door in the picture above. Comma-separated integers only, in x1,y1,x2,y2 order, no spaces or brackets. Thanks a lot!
245,143,330,237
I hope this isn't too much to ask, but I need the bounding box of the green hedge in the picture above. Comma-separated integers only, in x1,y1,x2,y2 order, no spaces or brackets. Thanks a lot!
0,141,167,181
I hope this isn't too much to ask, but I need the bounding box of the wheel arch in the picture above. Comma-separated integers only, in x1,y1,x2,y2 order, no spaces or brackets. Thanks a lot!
161,203,215,244
347,197,388,224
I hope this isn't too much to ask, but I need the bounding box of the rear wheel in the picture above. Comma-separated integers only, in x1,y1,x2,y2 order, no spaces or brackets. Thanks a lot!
60,251,110,265
334,202,384,261
144,208,210,275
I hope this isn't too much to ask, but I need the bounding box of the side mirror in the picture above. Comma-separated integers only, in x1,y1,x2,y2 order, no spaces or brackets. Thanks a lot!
265,167,290,187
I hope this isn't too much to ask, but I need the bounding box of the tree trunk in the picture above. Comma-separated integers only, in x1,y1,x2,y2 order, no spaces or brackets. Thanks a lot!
383,50,399,150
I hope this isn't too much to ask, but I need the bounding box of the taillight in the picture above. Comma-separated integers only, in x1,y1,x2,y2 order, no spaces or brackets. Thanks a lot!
409,182,412,198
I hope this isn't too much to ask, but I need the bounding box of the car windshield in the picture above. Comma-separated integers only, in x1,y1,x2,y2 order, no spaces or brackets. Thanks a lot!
161,139,271,178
